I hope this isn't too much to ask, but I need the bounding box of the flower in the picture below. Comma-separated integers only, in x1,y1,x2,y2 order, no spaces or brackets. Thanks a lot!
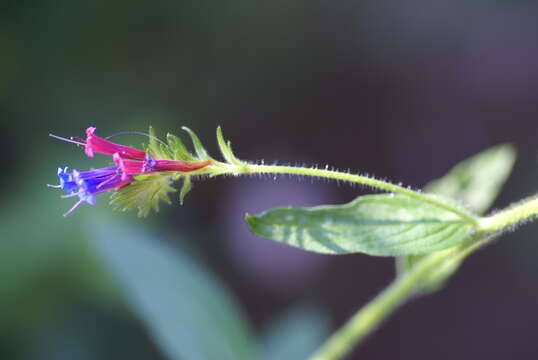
49,166,133,216
50,156,210,216
147,158,212,173
50,126,213,216
113,153,211,180
48,167,79,194
112,153,146,180
84,126,146,160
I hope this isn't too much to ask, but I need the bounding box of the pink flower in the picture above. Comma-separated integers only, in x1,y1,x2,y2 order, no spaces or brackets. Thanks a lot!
84,126,146,160
113,153,211,180
50,126,212,216
146,158,212,172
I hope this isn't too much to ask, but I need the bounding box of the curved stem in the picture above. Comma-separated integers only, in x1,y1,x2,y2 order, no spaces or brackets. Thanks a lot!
308,236,487,360
226,163,478,224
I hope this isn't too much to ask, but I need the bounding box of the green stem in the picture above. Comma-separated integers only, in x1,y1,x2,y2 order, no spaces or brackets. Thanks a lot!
233,163,478,224
478,195,538,233
216,160,538,232
309,237,487,360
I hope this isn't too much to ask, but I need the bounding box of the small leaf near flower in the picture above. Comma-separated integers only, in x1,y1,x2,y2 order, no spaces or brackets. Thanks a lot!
110,175,176,217
182,126,210,160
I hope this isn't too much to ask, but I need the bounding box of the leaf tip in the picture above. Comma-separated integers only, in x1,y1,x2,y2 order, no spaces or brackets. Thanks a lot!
244,213,257,229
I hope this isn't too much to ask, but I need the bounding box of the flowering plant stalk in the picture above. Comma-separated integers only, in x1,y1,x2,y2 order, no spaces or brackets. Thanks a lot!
49,127,211,215
50,126,538,359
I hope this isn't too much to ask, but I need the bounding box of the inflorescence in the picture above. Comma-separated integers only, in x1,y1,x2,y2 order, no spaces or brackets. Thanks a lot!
49,127,211,216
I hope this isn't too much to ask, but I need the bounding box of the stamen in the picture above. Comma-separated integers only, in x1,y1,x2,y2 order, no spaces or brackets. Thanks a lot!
47,184,62,188
49,133,86,146
61,191,82,199
63,198,84,217
96,174,119,189
105,131,168,147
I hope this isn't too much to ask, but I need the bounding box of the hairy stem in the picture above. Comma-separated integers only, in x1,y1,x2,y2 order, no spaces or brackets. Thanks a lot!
308,236,486,360
478,195,538,233
230,163,478,224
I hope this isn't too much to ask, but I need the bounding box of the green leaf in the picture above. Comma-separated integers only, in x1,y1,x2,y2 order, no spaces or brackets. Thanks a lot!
166,133,196,161
260,305,330,360
396,247,463,294
159,142,174,160
216,126,240,165
246,194,475,256
425,143,516,214
147,126,165,159
179,176,192,205
91,222,255,360
182,126,210,160
398,144,516,294
110,175,176,217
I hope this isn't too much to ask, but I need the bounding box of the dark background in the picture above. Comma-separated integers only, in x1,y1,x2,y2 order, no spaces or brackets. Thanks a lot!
2,1,538,359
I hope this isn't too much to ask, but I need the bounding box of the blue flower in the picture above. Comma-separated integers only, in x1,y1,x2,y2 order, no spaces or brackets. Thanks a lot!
48,167,78,195
49,166,133,216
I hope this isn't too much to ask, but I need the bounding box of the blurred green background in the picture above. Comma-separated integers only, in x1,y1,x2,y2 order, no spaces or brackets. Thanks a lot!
2,1,538,359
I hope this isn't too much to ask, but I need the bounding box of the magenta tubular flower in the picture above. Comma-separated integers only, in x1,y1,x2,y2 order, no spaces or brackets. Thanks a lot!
148,159,212,172
113,153,145,180
50,166,133,216
50,127,212,216
113,153,211,179
84,127,146,160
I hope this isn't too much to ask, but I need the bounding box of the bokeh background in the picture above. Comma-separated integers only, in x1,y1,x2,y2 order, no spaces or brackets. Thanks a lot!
2,1,538,359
